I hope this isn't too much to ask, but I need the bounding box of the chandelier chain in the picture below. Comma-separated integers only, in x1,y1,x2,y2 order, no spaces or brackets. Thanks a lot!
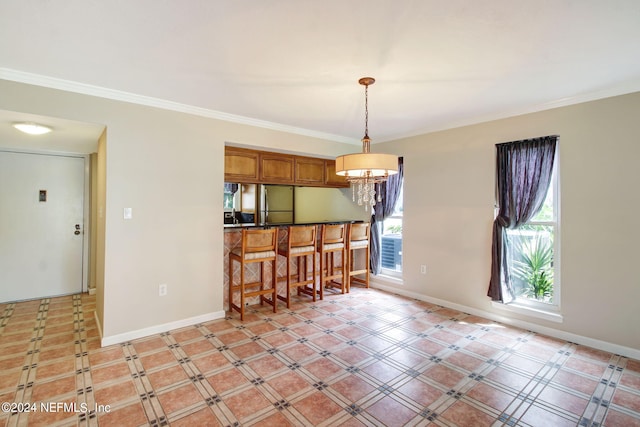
364,83,369,140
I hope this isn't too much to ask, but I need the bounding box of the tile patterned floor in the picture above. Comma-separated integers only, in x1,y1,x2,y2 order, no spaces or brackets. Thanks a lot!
0,289,639,426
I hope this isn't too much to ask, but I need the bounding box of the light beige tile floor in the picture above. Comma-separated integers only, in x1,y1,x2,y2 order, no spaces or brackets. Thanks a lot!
0,288,639,426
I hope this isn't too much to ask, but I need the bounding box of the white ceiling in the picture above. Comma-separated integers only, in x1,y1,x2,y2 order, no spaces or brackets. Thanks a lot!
1,0,640,151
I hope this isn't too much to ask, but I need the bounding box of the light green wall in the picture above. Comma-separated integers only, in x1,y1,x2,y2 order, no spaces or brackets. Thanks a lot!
295,187,369,223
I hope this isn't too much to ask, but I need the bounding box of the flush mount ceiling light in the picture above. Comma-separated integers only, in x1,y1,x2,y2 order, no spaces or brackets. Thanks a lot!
335,77,398,208
12,122,53,135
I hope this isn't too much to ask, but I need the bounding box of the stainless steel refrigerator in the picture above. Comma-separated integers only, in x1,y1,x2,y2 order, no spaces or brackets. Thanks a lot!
260,184,294,224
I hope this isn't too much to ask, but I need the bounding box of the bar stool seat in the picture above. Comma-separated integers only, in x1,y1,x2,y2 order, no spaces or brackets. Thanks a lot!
229,228,278,320
346,222,371,291
277,225,318,308
317,223,347,297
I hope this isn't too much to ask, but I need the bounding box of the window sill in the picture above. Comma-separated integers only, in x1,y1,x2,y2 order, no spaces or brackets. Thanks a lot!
491,301,563,323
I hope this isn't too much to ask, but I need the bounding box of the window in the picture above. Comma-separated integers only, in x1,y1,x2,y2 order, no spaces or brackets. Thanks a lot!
223,182,240,210
371,157,403,277
488,136,559,311
380,182,403,276
504,165,558,307
223,192,235,210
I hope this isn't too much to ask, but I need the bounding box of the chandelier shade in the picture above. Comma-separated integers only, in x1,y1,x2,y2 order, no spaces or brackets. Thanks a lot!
335,152,398,179
335,77,398,208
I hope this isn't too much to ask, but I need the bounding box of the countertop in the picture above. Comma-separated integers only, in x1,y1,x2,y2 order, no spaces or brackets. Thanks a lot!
224,220,361,231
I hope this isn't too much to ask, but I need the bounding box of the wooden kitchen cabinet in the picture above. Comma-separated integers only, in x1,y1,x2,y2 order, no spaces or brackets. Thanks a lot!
260,153,295,183
225,146,349,187
225,147,259,182
295,157,325,185
325,160,349,188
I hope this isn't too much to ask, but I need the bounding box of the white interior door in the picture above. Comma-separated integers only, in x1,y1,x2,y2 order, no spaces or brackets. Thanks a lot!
0,151,85,302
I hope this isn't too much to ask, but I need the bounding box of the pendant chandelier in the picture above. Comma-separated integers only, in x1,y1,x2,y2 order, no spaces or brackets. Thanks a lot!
335,77,398,208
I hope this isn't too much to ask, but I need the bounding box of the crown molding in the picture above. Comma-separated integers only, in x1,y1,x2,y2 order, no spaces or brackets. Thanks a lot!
4,68,639,145
0,68,358,145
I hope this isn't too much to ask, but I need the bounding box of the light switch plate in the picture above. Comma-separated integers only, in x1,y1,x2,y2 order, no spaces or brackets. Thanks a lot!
124,207,133,219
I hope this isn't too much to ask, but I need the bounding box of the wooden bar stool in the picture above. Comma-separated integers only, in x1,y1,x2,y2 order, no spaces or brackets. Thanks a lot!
317,223,347,297
277,225,318,308
346,222,371,291
228,228,278,320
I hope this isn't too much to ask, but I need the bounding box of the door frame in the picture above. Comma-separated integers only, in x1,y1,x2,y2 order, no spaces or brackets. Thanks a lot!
0,148,90,294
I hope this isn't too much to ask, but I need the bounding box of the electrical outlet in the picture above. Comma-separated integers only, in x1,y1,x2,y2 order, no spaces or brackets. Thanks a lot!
158,283,168,296
420,265,427,275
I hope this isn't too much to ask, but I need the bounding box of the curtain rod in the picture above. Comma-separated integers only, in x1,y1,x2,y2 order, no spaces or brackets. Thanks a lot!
495,135,559,147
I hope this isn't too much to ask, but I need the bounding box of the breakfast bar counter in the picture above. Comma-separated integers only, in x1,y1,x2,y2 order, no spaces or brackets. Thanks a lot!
223,221,360,310
224,219,358,230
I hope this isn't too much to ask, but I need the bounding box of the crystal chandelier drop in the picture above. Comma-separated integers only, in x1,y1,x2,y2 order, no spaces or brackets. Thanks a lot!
335,77,398,209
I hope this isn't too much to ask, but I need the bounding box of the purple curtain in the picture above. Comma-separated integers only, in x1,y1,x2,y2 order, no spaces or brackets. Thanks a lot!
487,136,557,302
370,157,404,275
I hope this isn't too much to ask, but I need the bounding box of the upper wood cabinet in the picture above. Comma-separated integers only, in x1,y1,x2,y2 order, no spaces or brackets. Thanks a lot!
224,147,349,187
260,153,294,183
224,147,259,182
295,157,325,185
325,160,349,187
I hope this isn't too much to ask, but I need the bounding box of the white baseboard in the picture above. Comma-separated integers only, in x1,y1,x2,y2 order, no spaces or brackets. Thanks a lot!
100,310,226,347
370,278,640,360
